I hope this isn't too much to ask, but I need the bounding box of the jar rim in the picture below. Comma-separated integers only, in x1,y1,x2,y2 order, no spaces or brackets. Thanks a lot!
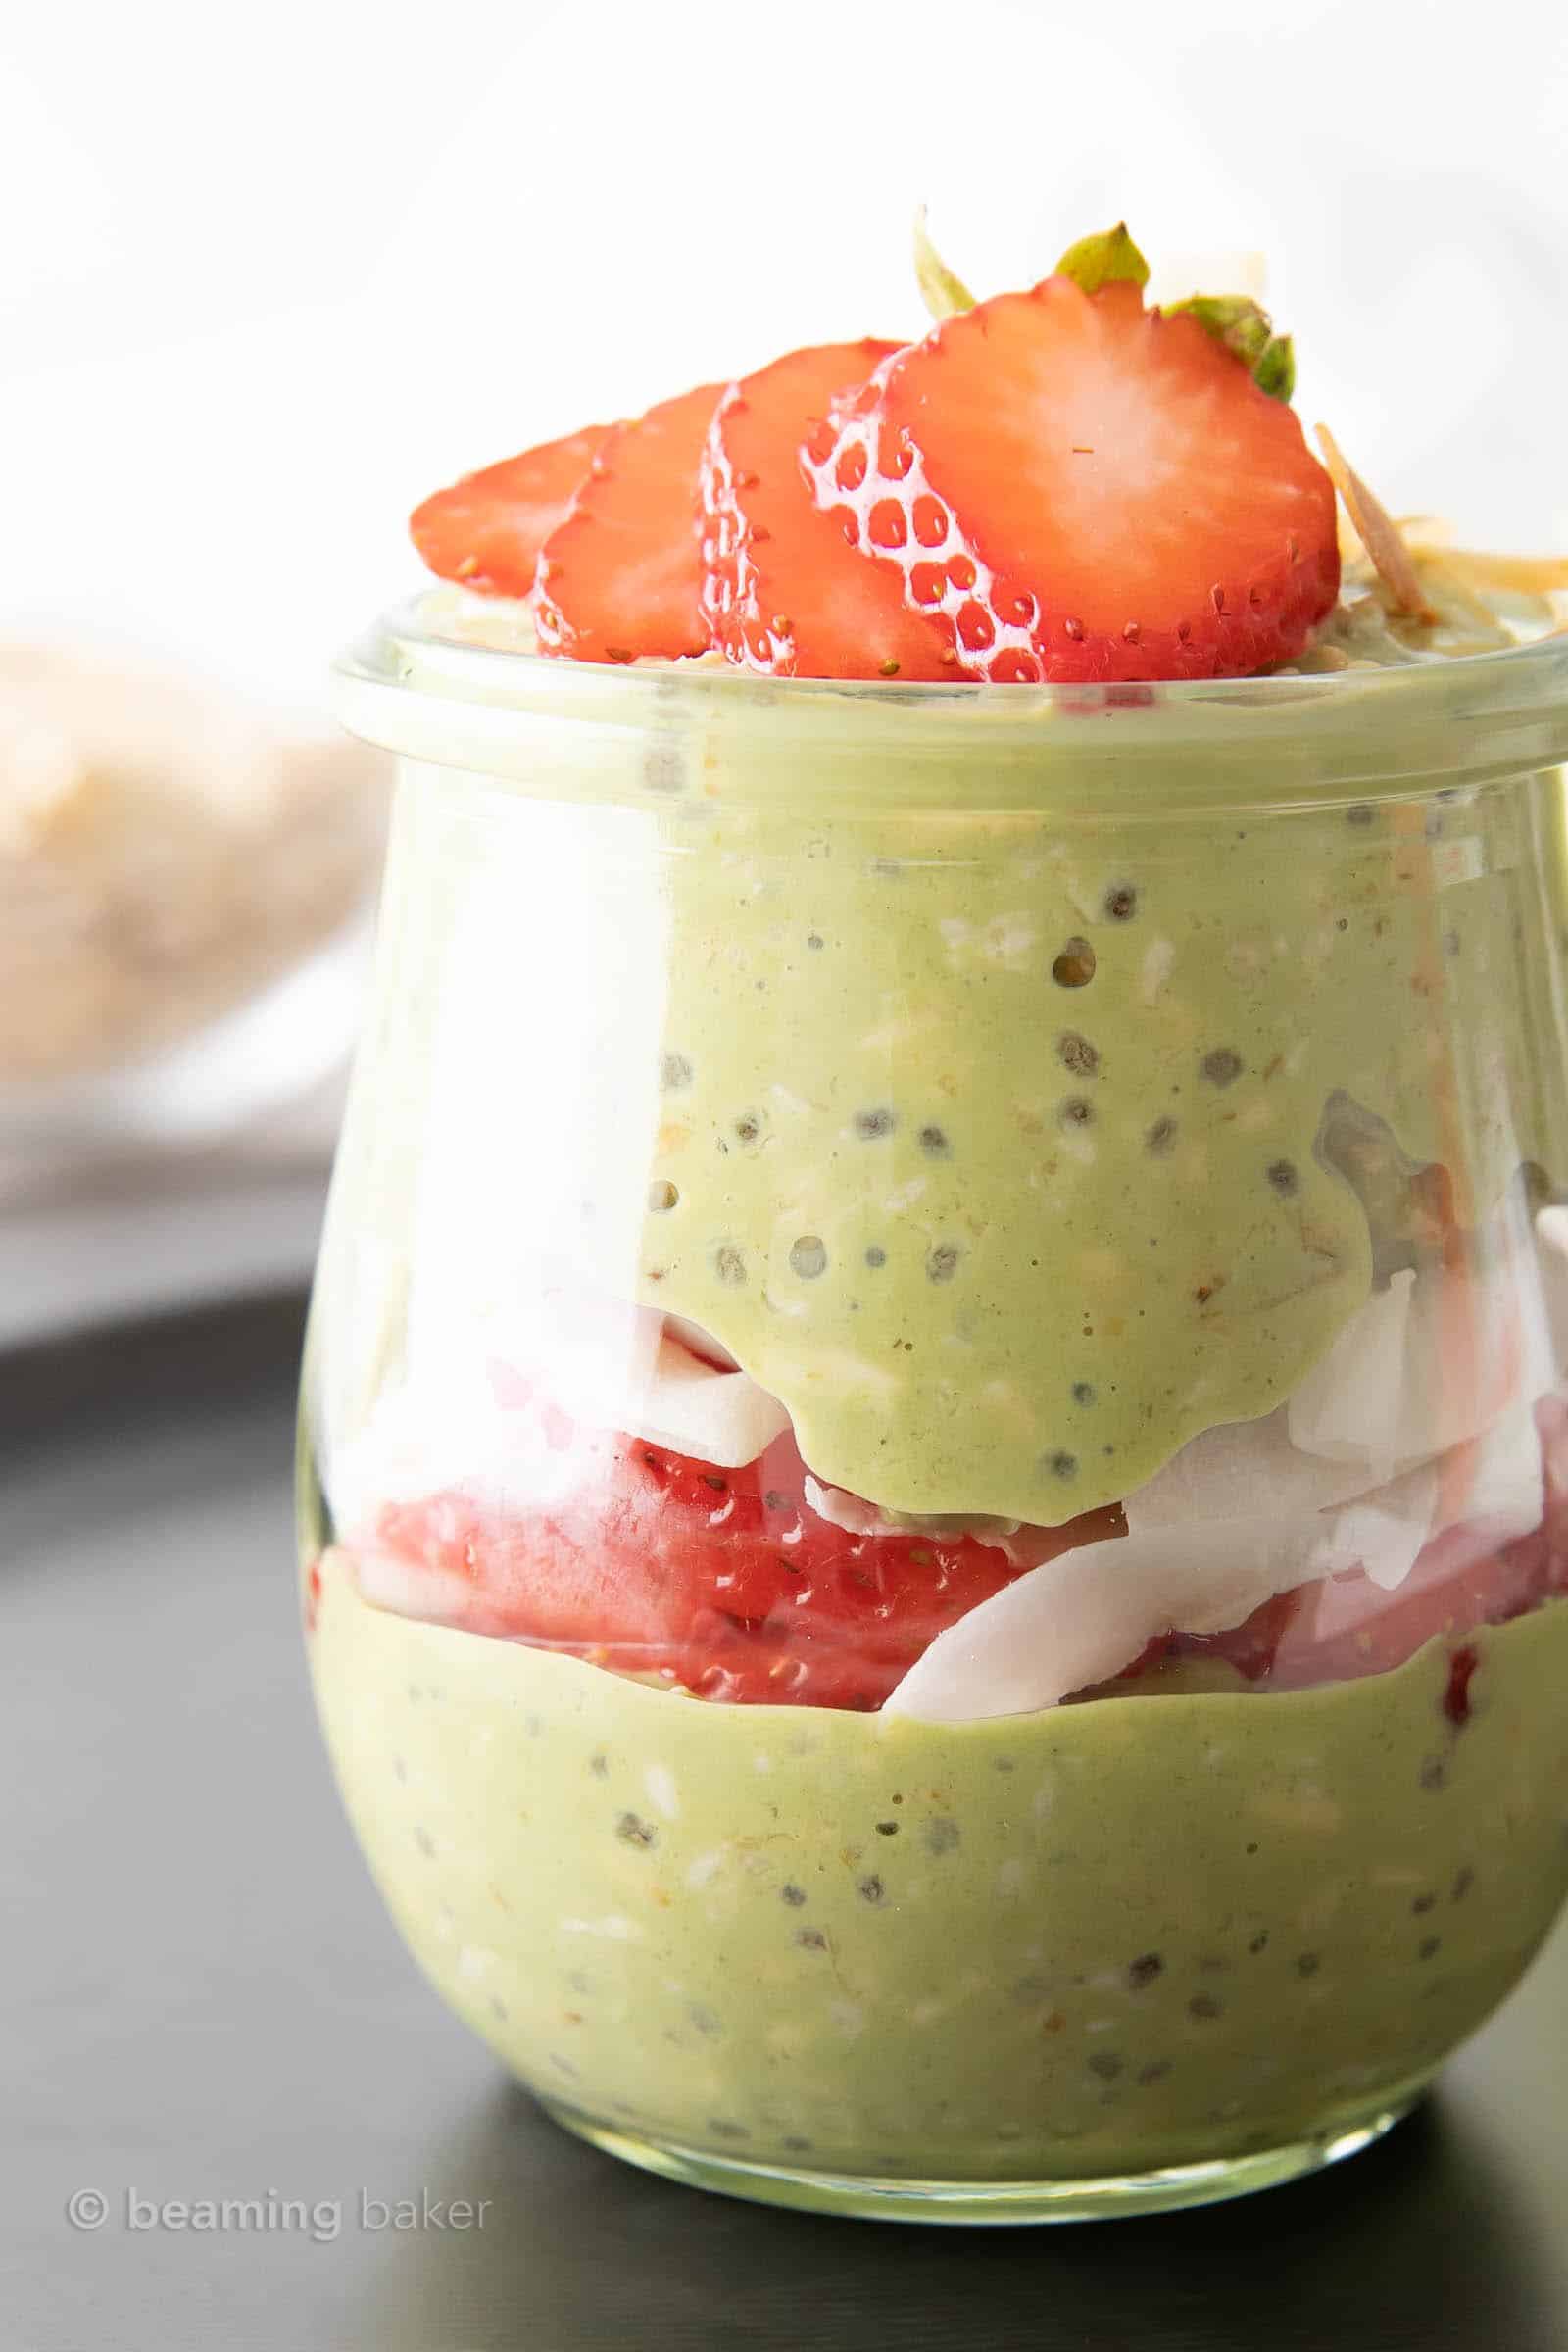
335,594,1568,812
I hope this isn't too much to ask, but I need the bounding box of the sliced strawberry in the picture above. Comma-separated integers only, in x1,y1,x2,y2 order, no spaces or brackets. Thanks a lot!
358,1415,1124,1710
409,424,611,597
701,340,956,680
806,276,1340,683
534,381,724,663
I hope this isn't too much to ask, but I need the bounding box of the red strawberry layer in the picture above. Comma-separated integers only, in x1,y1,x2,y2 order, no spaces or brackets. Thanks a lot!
337,1397,1567,1712
533,381,723,663
409,424,611,598
701,340,955,680
805,277,1340,684
353,1415,1123,1711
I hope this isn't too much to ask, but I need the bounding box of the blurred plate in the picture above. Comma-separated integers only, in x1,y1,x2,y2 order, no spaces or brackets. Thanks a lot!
0,1152,330,1353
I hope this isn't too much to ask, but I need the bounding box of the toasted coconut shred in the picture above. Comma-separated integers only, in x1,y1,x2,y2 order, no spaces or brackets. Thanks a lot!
1276,427,1568,675
1314,424,1438,620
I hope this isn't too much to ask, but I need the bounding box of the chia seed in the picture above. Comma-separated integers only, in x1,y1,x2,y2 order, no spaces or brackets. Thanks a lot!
926,1244,960,1284
864,1246,887,1269
854,1107,897,1140
789,1236,828,1280
715,1245,747,1286
648,1179,679,1212
858,1874,887,1906
1127,1953,1164,1990
1045,1450,1078,1480
1146,1116,1178,1157
780,1883,807,1907
615,1812,658,1849
1059,1096,1094,1128
924,1818,960,1856
1087,2052,1124,2081
1188,1992,1223,2021
1053,937,1097,988
660,1053,693,1091
1103,885,1138,922
1296,1952,1320,1979
1266,1160,1298,1197
918,1123,951,1156
1201,1048,1244,1088
1072,1381,1097,1406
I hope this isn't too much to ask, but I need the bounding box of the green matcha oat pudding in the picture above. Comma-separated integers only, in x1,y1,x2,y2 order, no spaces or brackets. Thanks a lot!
306,222,1568,2219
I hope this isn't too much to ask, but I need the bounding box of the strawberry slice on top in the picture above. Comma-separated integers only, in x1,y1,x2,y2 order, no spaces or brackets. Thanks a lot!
702,340,956,680
808,264,1340,684
410,424,610,598
534,380,725,663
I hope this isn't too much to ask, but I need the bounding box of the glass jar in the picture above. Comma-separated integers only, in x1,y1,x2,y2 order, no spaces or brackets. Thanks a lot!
303,605,1568,2222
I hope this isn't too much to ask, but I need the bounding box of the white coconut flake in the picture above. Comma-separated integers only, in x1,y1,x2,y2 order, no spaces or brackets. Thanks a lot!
1127,1406,1397,1532
1315,1461,1439,1592
625,1337,790,1467
1289,1184,1554,1474
884,1518,1304,1723
1288,1270,1415,1471
884,1401,1544,1724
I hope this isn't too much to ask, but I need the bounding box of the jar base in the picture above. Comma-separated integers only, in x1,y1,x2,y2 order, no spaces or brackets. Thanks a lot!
537,2083,1427,2226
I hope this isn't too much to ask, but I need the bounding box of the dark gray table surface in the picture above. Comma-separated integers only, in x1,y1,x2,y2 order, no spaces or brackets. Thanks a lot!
5,1297,1568,2352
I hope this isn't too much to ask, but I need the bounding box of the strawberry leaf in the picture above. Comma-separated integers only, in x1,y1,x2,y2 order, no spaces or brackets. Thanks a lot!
1054,222,1151,295
1165,294,1270,368
1164,295,1297,403
913,206,975,322
1254,335,1296,403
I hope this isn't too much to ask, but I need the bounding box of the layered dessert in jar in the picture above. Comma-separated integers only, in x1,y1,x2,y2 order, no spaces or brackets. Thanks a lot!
306,222,1568,2219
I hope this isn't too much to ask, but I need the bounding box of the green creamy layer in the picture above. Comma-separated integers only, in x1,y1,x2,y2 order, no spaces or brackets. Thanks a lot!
312,1557,1568,2180
320,606,1568,1529
632,781,1564,1518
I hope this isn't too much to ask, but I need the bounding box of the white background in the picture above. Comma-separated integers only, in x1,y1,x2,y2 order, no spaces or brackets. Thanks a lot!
3,0,1565,714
